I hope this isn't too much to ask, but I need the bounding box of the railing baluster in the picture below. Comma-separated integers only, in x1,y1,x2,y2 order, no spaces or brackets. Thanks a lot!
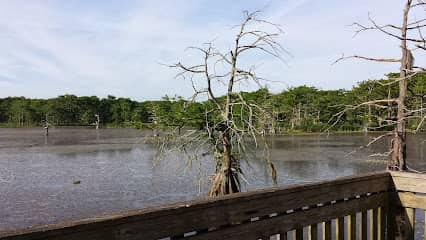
324,221,331,240
361,211,367,240
310,224,318,240
337,217,344,240
347,214,356,240
379,207,385,240
387,201,396,240
404,207,415,239
371,208,378,240
291,229,302,240
295,228,303,240
259,235,270,240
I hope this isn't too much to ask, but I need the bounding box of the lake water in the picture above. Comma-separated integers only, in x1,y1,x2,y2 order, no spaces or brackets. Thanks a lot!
0,128,425,233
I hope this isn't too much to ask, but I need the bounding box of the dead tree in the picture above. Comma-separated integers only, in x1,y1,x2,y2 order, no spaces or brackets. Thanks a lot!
43,113,49,136
334,0,426,171
170,11,285,197
94,114,100,129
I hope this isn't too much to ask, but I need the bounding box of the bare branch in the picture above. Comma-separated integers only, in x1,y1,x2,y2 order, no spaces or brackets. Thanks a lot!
325,99,398,131
351,12,426,43
351,21,401,38
376,71,424,86
345,132,393,156
412,0,426,8
414,114,426,133
333,54,400,65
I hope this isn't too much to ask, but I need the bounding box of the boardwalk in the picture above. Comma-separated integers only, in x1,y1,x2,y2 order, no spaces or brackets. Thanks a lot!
1,171,425,240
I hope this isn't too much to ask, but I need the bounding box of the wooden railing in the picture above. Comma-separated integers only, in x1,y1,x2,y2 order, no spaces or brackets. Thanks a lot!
0,171,425,240
389,171,426,239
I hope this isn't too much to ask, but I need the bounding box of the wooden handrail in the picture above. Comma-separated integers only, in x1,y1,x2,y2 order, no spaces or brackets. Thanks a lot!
0,172,392,240
3,171,426,239
390,170,426,194
388,171,426,240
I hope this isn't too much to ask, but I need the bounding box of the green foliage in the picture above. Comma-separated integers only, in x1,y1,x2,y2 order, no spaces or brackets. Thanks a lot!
1,73,425,132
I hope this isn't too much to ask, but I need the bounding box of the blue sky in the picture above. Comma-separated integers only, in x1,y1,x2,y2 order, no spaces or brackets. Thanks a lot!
0,0,423,100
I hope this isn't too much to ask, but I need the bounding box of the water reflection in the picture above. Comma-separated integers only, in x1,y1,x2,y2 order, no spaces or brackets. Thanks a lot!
0,128,425,232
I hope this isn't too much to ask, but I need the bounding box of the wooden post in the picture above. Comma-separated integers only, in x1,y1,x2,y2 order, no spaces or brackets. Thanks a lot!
389,205,415,240
404,207,415,240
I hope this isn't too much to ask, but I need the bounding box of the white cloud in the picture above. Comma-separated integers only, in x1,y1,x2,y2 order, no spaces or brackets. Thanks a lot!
0,0,424,99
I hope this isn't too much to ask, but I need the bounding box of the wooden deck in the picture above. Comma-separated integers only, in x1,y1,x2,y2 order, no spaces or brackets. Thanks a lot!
0,171,425,240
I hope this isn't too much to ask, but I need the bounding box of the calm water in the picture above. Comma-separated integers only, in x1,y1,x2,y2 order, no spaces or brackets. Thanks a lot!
0,128,425,232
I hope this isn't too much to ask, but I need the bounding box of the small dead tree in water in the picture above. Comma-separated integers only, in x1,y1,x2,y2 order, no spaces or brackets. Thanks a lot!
333,0,426,171
170,11,286,197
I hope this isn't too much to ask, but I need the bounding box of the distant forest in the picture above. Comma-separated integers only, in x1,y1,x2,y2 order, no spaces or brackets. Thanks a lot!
1,73,425,133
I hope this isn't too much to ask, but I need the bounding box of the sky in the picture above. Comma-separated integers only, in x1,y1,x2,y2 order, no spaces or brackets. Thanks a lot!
0,0,424,101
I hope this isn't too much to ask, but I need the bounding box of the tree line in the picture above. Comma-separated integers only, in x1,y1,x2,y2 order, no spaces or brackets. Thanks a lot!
0,73,425,133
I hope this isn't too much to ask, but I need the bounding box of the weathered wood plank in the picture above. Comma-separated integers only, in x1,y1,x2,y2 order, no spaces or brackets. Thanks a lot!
1,229,115,240
390,171,426,180
404,207,415,240
0,172,391,240
397,192,426,209
390,171,426,194
187,193,387,240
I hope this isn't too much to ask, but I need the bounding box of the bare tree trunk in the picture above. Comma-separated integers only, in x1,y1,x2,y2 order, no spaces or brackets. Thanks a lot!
95,114,100,129
388,86,392,119
334,0,426,171
297,103,301,125
368,104,372,127
303,106,307,121
172,11,284,197
389,1,412,238
389,0,411,171
314,110,320,124
209,25,239,196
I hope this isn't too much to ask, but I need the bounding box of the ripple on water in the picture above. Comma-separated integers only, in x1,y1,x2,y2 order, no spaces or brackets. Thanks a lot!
0,128,425,232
